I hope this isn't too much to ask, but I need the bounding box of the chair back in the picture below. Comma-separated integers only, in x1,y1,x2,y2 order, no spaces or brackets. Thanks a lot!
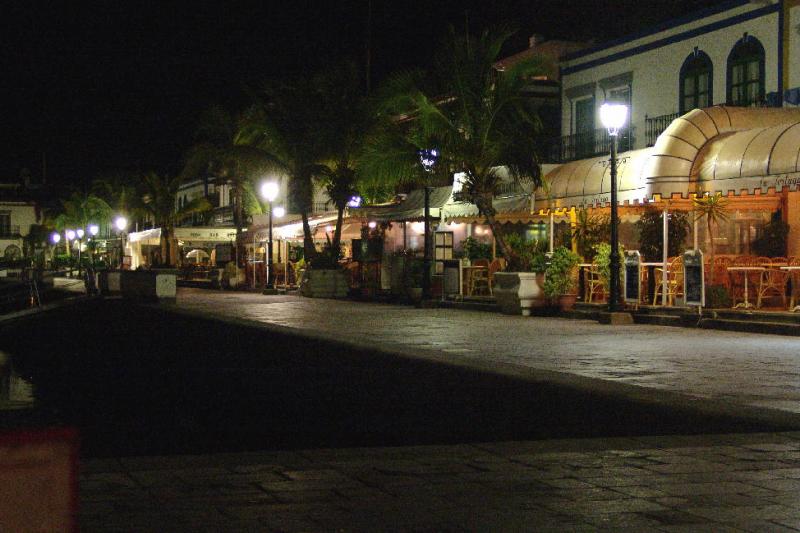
769,257,788,266
488,259,503,277
790,257,800,267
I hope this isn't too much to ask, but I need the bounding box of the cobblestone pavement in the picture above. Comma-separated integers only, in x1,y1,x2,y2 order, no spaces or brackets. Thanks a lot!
82,432,800,532
175,289,800,417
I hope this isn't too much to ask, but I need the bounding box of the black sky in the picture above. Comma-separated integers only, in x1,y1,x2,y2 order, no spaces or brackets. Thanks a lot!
3,0,721,187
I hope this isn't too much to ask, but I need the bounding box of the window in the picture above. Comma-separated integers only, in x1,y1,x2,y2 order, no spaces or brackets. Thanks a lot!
0,212,10,235
574,97,595,159
680,51,713,113
727,36,765,106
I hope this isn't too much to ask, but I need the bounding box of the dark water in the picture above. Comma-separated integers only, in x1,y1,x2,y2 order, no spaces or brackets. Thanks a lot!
0,299,792,457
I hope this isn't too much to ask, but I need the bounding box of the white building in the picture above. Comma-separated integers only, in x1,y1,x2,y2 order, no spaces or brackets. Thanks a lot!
0,201,39,261
557,0,800,161
175,176,333,228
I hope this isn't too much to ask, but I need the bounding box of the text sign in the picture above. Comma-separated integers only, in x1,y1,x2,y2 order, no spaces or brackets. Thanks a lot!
683,249,705,307
623,250,641,303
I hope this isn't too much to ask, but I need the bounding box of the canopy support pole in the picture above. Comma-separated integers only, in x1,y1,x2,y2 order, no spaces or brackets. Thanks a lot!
549,211,555,253
662,204,669,307
570,208,578,255
693,216,698,250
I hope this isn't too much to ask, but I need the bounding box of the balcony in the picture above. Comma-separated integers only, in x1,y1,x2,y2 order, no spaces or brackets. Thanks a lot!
0,226,20,239
645,112,680,147
548,127,635,164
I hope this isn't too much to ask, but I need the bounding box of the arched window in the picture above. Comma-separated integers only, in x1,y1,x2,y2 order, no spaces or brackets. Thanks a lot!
727,35,765,106
679,50,713,114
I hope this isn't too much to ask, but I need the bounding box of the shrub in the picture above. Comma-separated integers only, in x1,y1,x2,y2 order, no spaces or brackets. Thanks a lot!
505,234,547,273
705,284,731,308
543,246,581,297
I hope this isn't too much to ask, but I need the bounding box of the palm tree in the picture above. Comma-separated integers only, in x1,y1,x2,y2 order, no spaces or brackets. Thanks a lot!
135,172,212,266
693,193,729,284
52,192,113,257
360,25,548,265
182,106,277,237
312,60,372,255
239,81,331,260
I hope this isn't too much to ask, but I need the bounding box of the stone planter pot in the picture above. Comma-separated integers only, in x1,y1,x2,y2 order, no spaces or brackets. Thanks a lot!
300,269,349,299
493,272,545,316
558,294,578,312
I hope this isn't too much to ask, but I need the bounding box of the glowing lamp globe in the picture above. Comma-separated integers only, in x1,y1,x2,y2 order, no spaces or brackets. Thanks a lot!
51,232,61,244
368,221,377,229
65,229,76,241
114,216,128,232
76,228,85,239
88,224,99,236
261,182,279,202
600,103,628,135
273,206,286,218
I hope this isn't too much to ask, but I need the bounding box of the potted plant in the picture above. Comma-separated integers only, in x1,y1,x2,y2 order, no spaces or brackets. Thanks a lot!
403,257,425,303
594,242,624,305
543,246,581,311
493,235,547,316
299,243,349,299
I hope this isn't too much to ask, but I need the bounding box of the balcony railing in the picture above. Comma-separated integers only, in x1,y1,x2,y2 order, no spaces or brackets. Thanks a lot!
548,127,635,164
645,112,680,147
0,226,20,239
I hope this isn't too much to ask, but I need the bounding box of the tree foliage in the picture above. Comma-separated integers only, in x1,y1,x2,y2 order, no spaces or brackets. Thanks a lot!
361,25,548,263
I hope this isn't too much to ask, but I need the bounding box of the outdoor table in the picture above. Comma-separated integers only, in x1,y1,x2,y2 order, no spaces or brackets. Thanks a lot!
780,266,800,312
641,262,663,304
727,266,765,309
462,265,488,296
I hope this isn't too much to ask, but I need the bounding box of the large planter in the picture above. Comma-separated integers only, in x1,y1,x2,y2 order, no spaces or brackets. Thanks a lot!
300,269,349,299
493,272,545,316
557,294,578,312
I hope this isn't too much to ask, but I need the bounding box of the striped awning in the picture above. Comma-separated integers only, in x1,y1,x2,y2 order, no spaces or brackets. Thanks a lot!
442,194,536,223
352,186,453,222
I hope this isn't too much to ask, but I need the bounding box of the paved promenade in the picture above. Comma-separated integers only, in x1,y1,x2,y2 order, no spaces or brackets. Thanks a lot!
75,290,800,531
82,431,800,532
175,289,800,418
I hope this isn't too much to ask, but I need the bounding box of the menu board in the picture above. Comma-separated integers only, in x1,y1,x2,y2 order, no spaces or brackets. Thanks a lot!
624,250,641,303
683,249,705,306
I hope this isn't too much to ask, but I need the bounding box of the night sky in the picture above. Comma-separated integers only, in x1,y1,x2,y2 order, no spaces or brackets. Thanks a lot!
3,0,720,187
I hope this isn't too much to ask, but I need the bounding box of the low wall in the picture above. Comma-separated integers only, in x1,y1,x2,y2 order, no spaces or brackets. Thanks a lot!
98,270,176,302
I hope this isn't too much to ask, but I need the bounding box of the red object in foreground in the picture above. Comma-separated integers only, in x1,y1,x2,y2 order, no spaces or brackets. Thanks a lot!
0,427,79,532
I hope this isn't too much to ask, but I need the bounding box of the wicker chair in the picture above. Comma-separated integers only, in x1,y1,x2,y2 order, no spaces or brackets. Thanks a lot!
584,265,605,303
756,257,789,309
653,256,683,306
469,258,490,296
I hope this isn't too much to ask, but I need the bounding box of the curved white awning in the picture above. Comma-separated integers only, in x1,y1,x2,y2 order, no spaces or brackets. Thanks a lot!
539,106,800,209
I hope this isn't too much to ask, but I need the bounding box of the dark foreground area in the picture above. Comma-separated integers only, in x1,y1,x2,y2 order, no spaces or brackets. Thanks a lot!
0,299,793,457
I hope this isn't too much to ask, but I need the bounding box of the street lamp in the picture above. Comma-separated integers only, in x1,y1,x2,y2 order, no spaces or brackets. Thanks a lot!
600,102,628,313
260,181,279,294
114,216,128,269
76,228,85,275
88,224,99,237
417,148,439,300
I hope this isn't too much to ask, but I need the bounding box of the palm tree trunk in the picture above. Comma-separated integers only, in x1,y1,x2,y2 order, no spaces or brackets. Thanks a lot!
707,218,715,285
234,186,244,236
476,194,516,265
301,211,315,259
332,207,345,253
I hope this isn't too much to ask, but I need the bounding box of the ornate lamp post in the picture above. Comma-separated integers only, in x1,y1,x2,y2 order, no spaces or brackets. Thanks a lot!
599,102,628,313
260,181,279,294
417,148,439,300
